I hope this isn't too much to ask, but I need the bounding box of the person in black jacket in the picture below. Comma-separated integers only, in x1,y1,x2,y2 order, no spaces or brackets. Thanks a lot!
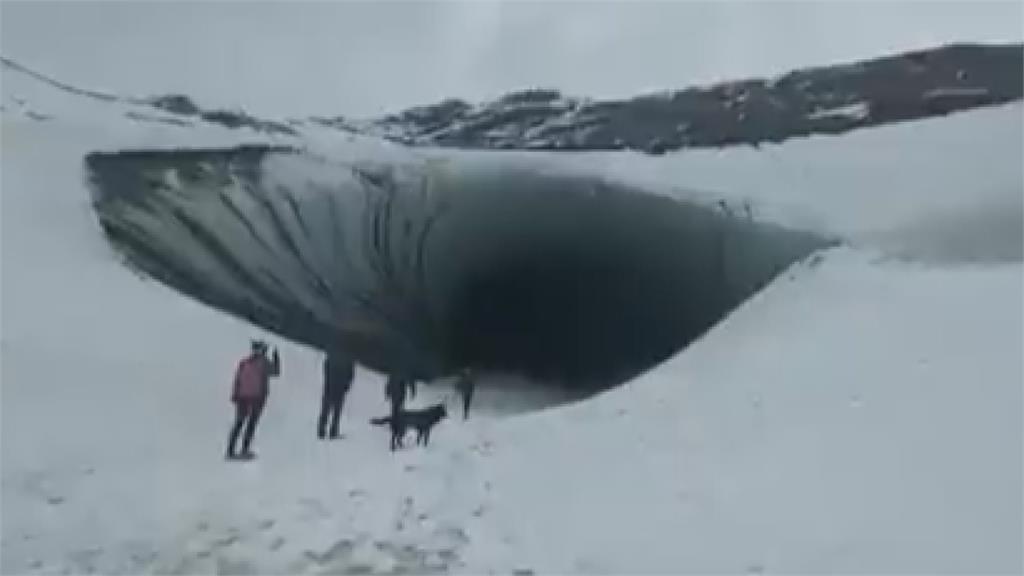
318,347,355,440
455,368,475,420
385,372,409,417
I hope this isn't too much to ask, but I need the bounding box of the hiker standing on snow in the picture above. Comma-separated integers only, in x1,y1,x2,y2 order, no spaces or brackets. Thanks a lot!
385,372,409,417
455,368,475,420
318,347,354,440
227,340,280,460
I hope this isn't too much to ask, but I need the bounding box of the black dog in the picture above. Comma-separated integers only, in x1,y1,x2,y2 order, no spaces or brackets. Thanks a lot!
371,404,447,451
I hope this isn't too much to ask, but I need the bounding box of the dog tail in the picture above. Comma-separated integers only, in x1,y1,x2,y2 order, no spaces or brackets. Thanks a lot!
370,416,391,426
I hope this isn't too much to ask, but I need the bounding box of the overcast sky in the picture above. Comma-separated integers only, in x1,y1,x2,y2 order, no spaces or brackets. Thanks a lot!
2,1,1021,118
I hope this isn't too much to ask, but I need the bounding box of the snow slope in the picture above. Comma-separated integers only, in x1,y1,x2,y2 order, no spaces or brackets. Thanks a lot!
463,249,1022,574
546,100,1024,263
2,62,1022,574
0,86,501,573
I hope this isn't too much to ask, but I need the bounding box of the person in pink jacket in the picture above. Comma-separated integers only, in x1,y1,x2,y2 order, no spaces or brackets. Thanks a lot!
226,340,280,460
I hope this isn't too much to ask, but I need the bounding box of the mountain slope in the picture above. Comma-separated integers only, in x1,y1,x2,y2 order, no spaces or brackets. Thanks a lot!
322,43,1023,153
7,42,1022,153
1,51,1021,574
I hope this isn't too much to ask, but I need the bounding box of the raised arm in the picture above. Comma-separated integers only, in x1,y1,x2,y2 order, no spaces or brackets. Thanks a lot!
268,348,281,378
231,360,243,400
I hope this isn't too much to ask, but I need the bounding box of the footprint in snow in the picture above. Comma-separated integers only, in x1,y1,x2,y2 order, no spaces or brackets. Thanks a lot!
437,548,459,564
298,497,330,519
67,547,102,571
210,533,240,549
434,526,470,547
304,538,354,565
216,557,257,575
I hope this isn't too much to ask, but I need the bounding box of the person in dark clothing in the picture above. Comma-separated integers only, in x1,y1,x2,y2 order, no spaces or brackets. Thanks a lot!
385,373,409,416
227,340,281,460
318,348,355,440
454,368,475,420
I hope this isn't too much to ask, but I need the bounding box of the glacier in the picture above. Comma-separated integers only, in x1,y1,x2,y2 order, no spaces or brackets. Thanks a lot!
86,145,828,390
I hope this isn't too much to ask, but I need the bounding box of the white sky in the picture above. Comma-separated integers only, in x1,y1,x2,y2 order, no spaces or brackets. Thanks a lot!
2,1,1021,119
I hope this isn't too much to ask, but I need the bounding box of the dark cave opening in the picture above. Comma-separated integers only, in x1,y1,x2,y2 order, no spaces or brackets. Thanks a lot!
86,148,831,399
447,255,699,391
437,189,740,394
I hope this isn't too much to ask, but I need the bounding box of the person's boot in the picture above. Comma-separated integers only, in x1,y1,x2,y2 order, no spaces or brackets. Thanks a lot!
329,417,341,439
318,408,330,440
239,441,257,460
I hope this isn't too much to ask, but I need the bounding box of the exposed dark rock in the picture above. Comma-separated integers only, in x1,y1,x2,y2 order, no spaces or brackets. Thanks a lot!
350,43,1022,153
126,111,192,127
198,109,298,136
144,95,297,136
149,94,201,116
497,88,563,105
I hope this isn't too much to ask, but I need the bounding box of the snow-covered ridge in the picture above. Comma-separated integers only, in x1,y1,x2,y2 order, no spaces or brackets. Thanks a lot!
5,42,1021,154
0,56,298,137
327,42,1023,153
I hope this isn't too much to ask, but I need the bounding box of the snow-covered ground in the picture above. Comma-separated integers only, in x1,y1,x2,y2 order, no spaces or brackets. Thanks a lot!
1,61,1021,574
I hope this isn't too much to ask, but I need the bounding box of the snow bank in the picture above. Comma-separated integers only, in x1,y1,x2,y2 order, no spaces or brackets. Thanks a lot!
542,101,1023,263
461,249,1022,573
